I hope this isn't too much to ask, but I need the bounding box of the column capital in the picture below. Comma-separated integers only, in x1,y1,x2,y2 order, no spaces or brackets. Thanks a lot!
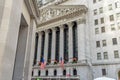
51,27,56,32
67,22,74,27
59,25,64,30
76,18,86,24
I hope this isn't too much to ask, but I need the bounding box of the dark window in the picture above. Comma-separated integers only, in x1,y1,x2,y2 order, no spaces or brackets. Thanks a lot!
41,32,45,61
47,30,52,63
112,38,117,45
63,70,66,76
54,69,57,76
32,70,34,77
55,27,60,63
96,41,100,47
38,70,41,76
93,0,96,3
33,33,39,66
102,69,106,76
46,70,48,76
94,19,98,25
100,17,104,24
73,69,77,75
97,53,101,60
73,22,78,61
64,25,69,63
109,15,114,21
101,26,105,33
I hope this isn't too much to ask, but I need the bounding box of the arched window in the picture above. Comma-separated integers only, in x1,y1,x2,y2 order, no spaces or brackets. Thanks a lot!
63,69,66,76
73,69,77,76
46,70,48,76
64,24,69,63
38,70,41,76
54,69,57,76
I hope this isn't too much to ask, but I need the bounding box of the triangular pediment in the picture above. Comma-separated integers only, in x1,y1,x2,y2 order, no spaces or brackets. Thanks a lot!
38,5,88,27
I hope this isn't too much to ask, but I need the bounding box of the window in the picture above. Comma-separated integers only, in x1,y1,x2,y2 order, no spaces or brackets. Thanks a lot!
111,24,116,31
94,9,97,15
115,1,120,8
95,28,99,34
100,17,104,24
114,50,119,58
103,52,108,59
102,40,107,47
97,53,101,60
117,22,120,29
102,69,106,76
93,0,97,3
54,70,57,76
99,7,103,14
109,15,114,21
46,70,48,76
94,19,98,25
96,41,100,47
73,69,77,75
63,70,66,76
116,13,120,20
101,26,105,33
38,70,41,76
112,38,117,45
108,4,113,10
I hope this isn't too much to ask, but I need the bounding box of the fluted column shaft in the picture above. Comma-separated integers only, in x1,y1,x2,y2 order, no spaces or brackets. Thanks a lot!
68,22,73,62
44,30,49,62
59,26,64,62
37,32,42,65
51,28,56,63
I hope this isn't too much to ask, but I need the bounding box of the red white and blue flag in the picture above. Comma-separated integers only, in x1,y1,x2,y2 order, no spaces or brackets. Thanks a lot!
40,57,46,69
60,57,64,68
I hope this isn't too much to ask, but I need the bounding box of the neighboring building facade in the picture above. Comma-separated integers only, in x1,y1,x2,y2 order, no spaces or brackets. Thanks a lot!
32,0,120,80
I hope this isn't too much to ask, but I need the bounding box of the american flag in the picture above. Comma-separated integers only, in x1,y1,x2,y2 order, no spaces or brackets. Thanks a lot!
40,57,46,69
60,57,64,68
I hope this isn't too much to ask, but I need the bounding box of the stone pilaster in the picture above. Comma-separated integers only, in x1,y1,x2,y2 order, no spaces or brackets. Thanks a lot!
51,28,56,63
76,18,86,62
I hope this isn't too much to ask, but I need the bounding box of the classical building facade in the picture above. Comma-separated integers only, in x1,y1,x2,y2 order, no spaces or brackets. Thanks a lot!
1,0,120,80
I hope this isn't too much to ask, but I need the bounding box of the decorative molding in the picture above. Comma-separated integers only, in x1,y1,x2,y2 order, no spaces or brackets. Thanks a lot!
37,5,88,28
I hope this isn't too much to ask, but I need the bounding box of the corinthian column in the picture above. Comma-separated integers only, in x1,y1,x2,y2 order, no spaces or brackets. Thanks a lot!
37,32,42,65
68,22,73,62
59,25,64,62
51,28,56,63
44,30,49,63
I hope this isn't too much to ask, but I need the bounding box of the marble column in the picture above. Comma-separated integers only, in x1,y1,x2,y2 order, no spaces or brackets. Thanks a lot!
77,18,86,61
51,28,56,63
44,30,49,63
37,32,42,65
59,25,64,62
68,22,73,62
